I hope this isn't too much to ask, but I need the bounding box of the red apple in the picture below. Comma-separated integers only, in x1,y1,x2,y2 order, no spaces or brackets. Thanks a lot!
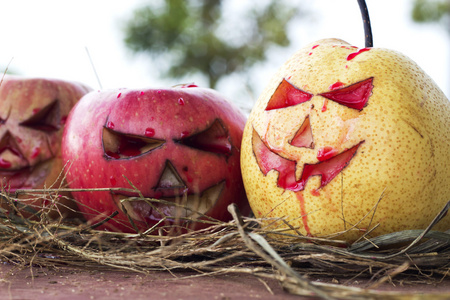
0,75,91,217
62,84,250,233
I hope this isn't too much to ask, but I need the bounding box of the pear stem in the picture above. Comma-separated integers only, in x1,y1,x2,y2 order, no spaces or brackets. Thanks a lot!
357,0,373,47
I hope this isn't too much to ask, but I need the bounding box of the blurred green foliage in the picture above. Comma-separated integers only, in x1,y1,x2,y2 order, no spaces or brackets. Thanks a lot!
412,0,450,32
123,0,300,89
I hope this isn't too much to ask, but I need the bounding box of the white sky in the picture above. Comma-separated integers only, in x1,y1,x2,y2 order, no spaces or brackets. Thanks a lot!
0,0,449,113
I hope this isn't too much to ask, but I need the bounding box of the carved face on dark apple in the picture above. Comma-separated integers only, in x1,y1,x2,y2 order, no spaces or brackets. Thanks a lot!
0,75,91,216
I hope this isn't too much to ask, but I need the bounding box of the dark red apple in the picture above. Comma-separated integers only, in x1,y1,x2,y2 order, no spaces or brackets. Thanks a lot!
0,75,91,217
62,84,250,233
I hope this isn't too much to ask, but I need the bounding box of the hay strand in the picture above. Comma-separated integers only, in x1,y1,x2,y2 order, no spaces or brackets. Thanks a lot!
0,187,450,299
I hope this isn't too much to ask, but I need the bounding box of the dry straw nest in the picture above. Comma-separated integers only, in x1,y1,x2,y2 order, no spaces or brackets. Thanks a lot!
1,185,450,300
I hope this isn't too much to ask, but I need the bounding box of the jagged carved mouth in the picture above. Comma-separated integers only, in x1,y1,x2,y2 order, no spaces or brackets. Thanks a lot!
111,180,225,222
252,128,362,192
0,159,53,192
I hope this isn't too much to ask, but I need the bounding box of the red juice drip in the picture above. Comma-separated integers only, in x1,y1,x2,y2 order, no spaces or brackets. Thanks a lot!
312,45,319,49
296,192,311,236
140,91,145,96
60,116,68,125
31,147,41,159
117,93,122,98
0,158,11,168
321,99,328,112
181,83,198,88
182,166,193,183
178,98,185,105
317,146,338,162
310,189,320,196
329,82,345,90
347,48,371,61
109,176,117,186
145,128,155,137
181,131,190,138
107,121,115,129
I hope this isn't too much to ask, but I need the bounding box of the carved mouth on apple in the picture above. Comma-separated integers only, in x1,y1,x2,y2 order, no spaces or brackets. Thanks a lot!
112,180,225,222
0,159,54,193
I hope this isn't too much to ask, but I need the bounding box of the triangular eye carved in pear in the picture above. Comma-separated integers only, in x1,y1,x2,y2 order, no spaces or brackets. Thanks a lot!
102,127,165,160
175,119,232,156
265,78,313,111
20,100,61,132
318,77,373,110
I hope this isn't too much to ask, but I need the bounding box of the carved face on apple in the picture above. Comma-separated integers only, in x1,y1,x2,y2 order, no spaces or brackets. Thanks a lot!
241,39,450,243
62,85,250,233
0,75,91,217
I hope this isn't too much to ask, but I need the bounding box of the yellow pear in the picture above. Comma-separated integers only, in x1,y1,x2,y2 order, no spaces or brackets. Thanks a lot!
241,38,450,243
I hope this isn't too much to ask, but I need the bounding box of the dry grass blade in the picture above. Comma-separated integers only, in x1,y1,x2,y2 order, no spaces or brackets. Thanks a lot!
228,204,335,300
0,186,449,299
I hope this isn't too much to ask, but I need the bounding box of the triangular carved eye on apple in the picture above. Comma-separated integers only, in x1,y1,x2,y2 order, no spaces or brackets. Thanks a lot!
265,79,313,111
318,77,373,110
175,119,232,156
20,100,61,132
102,127,165,160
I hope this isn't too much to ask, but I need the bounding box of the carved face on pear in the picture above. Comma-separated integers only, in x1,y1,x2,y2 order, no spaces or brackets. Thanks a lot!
241,39,450,242
253,77,373,193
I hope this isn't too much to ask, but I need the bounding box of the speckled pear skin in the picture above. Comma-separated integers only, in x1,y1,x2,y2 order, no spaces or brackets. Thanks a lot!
241,38,450,243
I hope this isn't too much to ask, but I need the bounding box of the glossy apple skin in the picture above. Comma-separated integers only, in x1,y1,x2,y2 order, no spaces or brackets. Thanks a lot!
241,38,450,243
0,75,91,218
62,85,250,233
